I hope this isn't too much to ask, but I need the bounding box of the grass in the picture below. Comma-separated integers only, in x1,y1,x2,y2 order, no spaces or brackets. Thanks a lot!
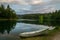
21,26,60,40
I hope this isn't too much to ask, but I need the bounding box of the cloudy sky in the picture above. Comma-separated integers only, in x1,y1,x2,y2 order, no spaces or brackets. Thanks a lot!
0,0,60,14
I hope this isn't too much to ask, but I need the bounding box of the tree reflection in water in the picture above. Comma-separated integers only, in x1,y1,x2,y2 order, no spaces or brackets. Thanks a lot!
0,20,16,34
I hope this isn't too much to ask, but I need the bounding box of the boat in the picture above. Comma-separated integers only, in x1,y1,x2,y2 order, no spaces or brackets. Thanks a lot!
19,28,49,37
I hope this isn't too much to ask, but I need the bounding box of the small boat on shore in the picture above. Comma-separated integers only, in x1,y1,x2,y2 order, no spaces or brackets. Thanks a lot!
19,28,49,37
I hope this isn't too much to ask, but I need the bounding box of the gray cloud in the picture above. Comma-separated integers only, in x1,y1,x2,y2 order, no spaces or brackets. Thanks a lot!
0,0,59,14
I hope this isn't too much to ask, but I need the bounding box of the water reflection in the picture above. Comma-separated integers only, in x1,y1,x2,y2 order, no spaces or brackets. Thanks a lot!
17,20,60,31
0,19,59,34
19,20,60,26
19,21,38,24
0,20,16,34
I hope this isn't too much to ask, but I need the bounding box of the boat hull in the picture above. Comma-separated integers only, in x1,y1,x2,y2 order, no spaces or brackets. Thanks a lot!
19,29,48,37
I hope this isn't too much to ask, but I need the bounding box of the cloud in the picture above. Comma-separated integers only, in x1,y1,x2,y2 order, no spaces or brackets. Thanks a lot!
51,0,60,3
0,0,51,5
25,0,43,4
0,0,29,5
28,5,55,13
0,0,59,14
0,0,14,2
50,0,60,10
29,0,55,13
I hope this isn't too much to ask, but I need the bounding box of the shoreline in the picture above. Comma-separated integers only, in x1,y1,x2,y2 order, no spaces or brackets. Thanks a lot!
0,19,18,20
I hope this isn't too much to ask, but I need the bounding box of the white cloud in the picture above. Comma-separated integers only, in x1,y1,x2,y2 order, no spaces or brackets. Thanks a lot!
0,0,14,2
0,0,59,14
0,0,28,5
0,0,51,5
28,0,42,4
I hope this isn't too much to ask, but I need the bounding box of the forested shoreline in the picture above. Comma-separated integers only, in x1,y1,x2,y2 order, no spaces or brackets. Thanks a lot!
0,4,18,19
19,10,60,26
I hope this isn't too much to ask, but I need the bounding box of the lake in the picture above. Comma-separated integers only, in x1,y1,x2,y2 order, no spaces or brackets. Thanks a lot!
0,20,55,40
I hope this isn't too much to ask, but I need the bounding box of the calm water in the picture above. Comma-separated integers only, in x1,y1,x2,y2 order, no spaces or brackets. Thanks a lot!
0,20,54,40
0,20,49,35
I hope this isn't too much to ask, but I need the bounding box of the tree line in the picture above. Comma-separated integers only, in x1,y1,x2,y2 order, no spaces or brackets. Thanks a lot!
0,4,18,19
20,10,60,26
39,10,60,26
